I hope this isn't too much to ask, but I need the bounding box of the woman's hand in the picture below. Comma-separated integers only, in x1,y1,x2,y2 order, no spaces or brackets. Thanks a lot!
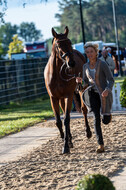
102,89,109,97
76,77,82,84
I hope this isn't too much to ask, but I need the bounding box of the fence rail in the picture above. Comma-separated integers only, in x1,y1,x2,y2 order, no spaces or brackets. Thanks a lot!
0,58,48,106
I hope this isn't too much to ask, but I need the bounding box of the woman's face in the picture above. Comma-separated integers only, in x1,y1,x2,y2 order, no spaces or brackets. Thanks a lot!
85,47,97,61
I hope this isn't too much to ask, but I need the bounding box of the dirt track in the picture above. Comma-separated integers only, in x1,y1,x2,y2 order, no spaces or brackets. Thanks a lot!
0,115,126,190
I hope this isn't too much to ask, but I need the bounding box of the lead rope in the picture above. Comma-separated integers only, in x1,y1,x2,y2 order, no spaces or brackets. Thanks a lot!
59,63,76,82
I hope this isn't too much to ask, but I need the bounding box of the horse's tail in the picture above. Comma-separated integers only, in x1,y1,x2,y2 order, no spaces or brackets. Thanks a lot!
73,91,81,113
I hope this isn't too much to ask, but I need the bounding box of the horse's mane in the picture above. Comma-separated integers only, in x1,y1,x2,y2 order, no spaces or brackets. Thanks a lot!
73,49,86,63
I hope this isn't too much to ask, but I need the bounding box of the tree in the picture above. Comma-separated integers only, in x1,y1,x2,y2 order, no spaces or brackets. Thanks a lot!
55,0,89,44
120,78,126,108
8,34,24,59
0,22,18,54
0,0,7,23
19,22,43,42
0,42,4,59
1,0,126,48
0,21,43,57
56,0,126,47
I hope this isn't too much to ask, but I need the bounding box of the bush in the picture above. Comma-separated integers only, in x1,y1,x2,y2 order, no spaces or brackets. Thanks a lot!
76,174,115,190
120,78,126,108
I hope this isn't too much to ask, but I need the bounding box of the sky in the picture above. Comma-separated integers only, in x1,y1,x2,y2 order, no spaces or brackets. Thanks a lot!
3,0,61,40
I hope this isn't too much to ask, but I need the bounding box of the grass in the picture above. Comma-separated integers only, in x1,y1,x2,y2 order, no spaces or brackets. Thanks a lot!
0,95,54,138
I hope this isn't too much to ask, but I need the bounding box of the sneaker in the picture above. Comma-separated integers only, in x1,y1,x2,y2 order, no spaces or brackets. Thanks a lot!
102,114,112,125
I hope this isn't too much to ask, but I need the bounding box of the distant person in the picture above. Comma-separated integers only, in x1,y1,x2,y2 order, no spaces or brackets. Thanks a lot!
100,49,115,75
123,47,126,57
123,48,126,64
107,47,112,57
98,50,102,58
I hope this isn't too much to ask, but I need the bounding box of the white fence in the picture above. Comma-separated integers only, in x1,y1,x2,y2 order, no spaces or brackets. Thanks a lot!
112,83,126,111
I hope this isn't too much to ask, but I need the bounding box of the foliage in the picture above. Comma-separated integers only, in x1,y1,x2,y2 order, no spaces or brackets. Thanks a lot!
76,174,115,190
8,34,24,59
19,22,43,42
0,22,43,56
55,0,87,44
56,0,126,47
120,77,126,108
0,0,7,23
0,22,18,54
0,42,5,58
1,0,126,57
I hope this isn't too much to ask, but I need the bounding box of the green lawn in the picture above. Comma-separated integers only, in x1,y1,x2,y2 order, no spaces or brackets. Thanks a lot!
0,95,54,138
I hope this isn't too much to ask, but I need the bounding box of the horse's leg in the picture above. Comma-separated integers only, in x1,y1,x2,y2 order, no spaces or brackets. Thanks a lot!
50,97,64,139
62,96,73,154
82,105,92,138
60,98,73,149
79,91,92,139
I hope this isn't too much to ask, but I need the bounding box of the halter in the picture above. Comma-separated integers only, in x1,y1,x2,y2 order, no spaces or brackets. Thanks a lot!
54,38,78,82
59,62,79,82
55,38,73,63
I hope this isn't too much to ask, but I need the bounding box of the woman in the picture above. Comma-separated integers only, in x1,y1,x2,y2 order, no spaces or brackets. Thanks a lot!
76,42,114,153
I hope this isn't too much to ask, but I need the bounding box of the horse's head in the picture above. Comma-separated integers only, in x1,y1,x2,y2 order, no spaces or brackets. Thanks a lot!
52,26,75,68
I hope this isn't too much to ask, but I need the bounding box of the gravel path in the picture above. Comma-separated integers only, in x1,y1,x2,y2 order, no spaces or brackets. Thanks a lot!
0,114,126,190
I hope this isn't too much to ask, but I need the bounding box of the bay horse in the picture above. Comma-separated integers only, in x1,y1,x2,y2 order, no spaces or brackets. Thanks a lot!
44,26,92,154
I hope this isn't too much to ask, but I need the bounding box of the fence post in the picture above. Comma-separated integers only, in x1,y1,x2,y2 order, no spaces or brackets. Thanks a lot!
3,61,9,105
112,82,126,111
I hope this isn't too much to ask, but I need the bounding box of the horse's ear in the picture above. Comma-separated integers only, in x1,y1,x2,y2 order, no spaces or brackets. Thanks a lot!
64,26,69,37
52,28,57,38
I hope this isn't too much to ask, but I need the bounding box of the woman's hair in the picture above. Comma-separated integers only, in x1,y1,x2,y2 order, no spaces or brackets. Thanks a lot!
84,42,99,55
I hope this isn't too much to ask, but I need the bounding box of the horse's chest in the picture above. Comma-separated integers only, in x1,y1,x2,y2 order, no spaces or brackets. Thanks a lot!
50,82,64,93
49,82,73,98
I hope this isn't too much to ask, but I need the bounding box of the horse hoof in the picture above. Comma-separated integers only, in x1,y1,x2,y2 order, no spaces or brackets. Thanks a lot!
61,133,64,139
86,130,92,139
69,142,73,148
62,147,70,154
